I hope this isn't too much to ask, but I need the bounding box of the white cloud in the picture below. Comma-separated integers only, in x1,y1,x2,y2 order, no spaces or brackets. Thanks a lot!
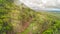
19,0,60,11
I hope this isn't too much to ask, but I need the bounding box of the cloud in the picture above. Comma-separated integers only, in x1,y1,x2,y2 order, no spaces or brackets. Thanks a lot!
19,0,60,11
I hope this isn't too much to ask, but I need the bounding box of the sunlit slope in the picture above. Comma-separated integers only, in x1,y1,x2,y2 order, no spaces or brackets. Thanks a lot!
18,6,60,34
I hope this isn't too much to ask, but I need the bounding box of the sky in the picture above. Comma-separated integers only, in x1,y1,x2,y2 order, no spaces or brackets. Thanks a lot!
18,0,60,11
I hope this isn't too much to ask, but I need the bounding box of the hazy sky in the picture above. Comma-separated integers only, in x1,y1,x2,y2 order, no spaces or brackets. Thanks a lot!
19,0,60,11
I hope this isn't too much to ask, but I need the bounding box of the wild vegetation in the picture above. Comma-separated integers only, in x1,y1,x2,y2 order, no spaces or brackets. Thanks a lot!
0,0,60,34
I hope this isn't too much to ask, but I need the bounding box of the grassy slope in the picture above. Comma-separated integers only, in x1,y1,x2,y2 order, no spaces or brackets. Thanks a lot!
19,6,60,34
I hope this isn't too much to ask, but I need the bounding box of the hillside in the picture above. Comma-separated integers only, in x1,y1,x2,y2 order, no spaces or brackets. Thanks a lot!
0,0,60,34
19,6,60,34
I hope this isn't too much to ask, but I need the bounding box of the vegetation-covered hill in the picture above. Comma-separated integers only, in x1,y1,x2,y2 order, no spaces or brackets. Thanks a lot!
19,6,60,34
0,0,60,34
